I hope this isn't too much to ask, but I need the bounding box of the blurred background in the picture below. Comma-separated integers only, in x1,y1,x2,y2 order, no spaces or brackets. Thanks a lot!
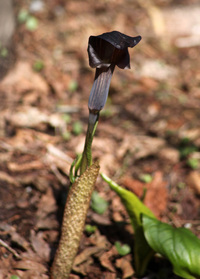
0,0,200,278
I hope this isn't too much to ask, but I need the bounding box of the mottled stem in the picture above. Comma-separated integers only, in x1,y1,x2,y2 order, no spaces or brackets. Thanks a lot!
51,162,100,279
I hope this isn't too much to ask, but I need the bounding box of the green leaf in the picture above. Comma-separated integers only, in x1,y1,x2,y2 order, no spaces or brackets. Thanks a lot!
33,60,44,72
18,9,29,23
10,276,20,279
91,190,108,215
115,241,131,256
68,80,78,92
143,215,200,279
139,173,153,183
179,145,198,158
62,114,71,124
85,224,97,234
101,173,155,276
62,131,71,141
177,182,186,189
101,173,155,229
187,158,199,169
25,16,38,31
0,47,8,58
72,121,83,135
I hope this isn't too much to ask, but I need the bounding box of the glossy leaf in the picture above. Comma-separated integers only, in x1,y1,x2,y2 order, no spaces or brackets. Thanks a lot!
143,215,200,279
101,173,155,228
101,173,155,276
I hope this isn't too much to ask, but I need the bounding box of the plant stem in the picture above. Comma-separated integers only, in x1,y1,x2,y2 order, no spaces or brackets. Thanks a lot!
80,112,99,175
51,162,100,279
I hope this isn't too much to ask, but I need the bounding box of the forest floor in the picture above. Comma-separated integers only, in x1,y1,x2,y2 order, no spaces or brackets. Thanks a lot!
0,0,200,278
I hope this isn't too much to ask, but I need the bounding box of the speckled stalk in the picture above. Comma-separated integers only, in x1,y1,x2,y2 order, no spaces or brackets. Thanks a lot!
51,161,100,279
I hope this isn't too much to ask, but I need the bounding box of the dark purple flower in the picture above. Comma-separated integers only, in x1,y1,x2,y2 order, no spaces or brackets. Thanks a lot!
87,31,141,113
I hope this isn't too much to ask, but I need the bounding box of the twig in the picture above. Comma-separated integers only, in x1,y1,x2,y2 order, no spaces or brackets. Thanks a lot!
46,144,73,165
0,238,21,259
50,164,68,185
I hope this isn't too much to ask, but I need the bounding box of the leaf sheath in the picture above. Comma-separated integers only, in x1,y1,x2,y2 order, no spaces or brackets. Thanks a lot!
51,162,100,279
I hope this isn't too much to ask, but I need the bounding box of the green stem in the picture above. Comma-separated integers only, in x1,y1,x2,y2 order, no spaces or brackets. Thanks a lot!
80,112,99,175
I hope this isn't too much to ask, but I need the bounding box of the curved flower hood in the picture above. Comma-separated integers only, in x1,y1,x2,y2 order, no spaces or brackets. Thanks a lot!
88,31,141,69
88,31,141,113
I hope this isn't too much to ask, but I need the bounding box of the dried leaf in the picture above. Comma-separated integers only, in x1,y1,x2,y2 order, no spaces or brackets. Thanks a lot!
99,246,118,272
30,230,51,261
73,247,102,267
116,257,134,279
14,259,47,273
187,171,200,195
36,188,58,230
